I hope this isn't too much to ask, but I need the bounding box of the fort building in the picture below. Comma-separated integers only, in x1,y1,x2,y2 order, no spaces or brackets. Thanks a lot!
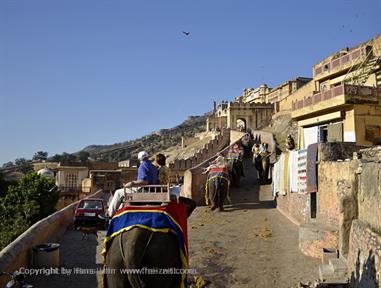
241,78,312,110
206,74,314,132
242,84,271,103
206,98,274,132
266,77,312,112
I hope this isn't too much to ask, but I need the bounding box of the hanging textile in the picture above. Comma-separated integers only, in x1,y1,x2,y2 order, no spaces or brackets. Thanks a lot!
306,143,318,193
280,152,290,195
272,160,281,198
278,154,286,196
297,149,307,193
289,150,299,193
303,126,319,148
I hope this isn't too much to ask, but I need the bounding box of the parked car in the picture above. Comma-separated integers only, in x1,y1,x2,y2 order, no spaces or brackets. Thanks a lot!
74,198,106,230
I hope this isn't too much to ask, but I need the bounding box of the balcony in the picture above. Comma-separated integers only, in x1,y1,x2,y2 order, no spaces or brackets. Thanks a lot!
313,46,368,80
291,84,381,119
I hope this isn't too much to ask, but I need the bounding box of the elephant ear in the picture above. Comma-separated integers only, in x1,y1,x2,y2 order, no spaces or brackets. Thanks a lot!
179,197,196,217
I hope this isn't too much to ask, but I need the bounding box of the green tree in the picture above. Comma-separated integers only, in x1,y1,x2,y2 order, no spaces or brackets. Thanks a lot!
48,154,63,162
0,173,58,249
32,151,48,161
77,151,90,163
14,158,33,174
2,161,14,169
0,172,16,197
60,152,77,162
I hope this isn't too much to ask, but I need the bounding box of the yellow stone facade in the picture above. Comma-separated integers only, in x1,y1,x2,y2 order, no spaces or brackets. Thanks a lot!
286,34,381,148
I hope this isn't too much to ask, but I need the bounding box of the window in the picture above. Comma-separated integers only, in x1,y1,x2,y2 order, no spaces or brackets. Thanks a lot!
320,83,328,92
66,173,78,188
319,125,328,142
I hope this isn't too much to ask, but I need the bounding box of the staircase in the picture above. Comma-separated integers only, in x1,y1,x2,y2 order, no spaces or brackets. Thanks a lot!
319,248,349,286
354,56,381,86
375,70,381,87
344,45,381,86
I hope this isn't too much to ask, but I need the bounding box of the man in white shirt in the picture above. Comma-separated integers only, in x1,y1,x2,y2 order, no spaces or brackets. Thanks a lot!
107,151,158,217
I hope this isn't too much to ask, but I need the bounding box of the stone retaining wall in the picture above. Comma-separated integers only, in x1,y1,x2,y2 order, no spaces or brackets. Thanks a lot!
169,129,230,171
276,192,311,226
348,220,381,288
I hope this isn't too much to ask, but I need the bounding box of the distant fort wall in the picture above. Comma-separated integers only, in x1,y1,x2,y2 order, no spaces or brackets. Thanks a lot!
169,128,231,171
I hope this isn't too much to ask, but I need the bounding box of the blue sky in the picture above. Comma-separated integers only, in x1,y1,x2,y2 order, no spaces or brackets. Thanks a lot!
0,0,380,164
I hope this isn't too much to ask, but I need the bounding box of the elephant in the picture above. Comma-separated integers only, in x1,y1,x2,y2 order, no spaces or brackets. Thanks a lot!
227,158,244,187
261,154,271,184
103,197,196,288
206,172,230,211
253,154,270,184
241,134,252,158
253,154,263,183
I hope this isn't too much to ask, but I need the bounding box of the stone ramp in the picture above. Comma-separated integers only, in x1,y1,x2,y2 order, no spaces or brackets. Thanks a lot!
188,159,320,287
29,159,321,288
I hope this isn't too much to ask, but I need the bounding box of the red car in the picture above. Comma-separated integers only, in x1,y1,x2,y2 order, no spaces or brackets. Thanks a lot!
74,198,107,230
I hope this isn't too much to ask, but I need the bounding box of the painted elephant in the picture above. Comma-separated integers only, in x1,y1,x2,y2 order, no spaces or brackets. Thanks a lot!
227,158,244,187
103,197,196,288
206,172,230,211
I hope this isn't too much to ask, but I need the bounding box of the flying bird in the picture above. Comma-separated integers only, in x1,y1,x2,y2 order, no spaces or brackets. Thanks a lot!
182,31,190,36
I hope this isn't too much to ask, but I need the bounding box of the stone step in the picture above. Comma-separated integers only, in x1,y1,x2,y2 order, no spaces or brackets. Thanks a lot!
319,263,334,280
322,248,338,265
329,257,348,274
319,264,348,285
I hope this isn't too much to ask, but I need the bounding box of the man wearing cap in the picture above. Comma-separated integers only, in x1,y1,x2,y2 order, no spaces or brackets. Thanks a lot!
107,151,158,216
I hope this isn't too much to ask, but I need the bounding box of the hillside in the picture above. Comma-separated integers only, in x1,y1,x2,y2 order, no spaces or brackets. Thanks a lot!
159,131,220,164
82,115,209,162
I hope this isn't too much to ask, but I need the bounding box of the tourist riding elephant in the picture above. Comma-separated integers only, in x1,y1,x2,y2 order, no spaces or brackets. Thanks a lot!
206,172,230,211
227,158,244,187
103,197,196,288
